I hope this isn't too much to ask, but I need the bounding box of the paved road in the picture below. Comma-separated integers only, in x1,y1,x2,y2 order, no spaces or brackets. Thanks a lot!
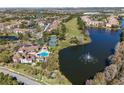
0,66,42,85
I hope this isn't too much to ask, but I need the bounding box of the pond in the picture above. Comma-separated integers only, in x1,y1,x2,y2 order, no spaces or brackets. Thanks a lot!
0,36,19,40
59,19,124,85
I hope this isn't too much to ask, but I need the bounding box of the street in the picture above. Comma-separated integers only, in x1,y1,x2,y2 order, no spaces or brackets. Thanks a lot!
0,66,42,85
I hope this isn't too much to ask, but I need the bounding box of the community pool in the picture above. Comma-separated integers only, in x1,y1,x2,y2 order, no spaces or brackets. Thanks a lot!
37,51,49,57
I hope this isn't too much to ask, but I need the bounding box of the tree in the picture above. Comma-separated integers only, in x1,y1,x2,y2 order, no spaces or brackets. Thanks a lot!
19,22,27,28
92,73,107,85
0,72,4,80
61,23,66,33
43,32,50,42
58,23,66,40
0,72,23,85
18,32,31,40
70,37,80,45
0,50,12,63
36,25,43,32
120,29,124,42
37,38,45,46
77,16,86,31
18,33,24,40
0,40,8,44
62,15,74,23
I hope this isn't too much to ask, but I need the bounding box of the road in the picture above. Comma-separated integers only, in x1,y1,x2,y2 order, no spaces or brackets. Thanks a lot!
0,66,42,85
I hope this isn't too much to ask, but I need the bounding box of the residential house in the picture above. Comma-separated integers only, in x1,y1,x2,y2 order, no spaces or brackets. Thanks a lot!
106,15,119,27
81,15,119,28
12,44,40,63
81,16,105,27
48,20,61,32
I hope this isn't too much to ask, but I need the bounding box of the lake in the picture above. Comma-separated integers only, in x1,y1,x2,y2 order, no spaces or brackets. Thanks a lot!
59,20,124,85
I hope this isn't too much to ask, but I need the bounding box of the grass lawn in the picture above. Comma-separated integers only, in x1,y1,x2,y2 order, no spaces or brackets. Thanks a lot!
65,18,82,38
56,17,91,51
64,17,91,45
6,63,71,85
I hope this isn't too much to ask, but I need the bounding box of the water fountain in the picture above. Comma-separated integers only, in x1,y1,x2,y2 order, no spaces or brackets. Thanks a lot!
85,30,90,36
79,52,97,64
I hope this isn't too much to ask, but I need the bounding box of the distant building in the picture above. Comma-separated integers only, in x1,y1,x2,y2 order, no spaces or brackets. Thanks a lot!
106,15,119,27
81,15,119,28
81,16,105,27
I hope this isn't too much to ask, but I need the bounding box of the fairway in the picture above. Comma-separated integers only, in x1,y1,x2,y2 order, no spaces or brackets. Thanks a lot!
64,17,91,44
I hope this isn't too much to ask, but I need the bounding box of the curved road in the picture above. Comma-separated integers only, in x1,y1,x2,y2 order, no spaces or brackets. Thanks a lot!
0,66,42,85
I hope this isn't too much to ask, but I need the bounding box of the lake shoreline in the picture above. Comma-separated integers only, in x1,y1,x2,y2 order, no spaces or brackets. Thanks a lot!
58,25,121,84
86,41,124,85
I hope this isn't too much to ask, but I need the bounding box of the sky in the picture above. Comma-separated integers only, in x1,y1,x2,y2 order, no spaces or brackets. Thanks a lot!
0,0,123,7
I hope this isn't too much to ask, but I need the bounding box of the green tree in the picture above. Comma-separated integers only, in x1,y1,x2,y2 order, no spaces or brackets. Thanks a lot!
43,32,50,42
61,23,66,33
70,37,80,45
120,29,124,42
18,33,24,40
0,50,12,63
18,32,31,40
58,23,66,40
37,38,45,46
62,15,74,22
77,16,86,31
36,25,43,32
0,72,23,85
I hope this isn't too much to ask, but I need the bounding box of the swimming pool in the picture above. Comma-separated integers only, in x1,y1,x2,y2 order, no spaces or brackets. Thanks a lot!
37,51,49,57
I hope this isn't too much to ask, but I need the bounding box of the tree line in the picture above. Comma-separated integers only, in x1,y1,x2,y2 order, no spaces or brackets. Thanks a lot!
0,72,24,85
77,16,86,31
120,29,124,42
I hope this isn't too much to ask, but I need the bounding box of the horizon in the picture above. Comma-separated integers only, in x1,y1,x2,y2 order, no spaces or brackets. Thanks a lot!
0,7,123,8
